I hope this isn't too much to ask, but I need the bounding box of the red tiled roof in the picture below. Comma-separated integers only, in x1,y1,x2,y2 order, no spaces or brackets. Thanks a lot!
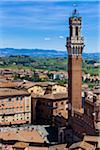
0,130,44,143
0,88,30,97
38,93,68,100
69,141,95,150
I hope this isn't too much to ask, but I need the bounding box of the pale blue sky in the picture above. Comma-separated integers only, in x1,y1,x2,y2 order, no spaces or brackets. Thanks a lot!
0,0,99,52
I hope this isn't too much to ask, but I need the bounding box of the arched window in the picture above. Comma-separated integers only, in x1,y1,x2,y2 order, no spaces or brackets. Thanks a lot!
61,102,63,105
55,102,58,107
74,47,76,54
76,26,78,36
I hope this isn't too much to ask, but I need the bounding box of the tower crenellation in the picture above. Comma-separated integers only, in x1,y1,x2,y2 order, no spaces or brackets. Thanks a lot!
66,9,84,56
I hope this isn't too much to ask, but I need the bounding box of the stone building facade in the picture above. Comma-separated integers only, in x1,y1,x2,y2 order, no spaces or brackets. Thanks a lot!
0,88,31,125
34,93,68,126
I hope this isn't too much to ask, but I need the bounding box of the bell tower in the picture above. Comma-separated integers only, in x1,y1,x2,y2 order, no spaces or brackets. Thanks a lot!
66,9,84,117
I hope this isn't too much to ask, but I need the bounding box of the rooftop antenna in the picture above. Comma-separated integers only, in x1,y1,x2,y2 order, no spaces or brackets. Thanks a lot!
72,3,79,17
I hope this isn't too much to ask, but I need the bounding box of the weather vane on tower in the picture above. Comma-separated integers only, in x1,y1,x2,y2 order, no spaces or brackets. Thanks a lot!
72,4,79,17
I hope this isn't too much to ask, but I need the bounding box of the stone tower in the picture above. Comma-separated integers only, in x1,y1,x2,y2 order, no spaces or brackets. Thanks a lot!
66,9,84,117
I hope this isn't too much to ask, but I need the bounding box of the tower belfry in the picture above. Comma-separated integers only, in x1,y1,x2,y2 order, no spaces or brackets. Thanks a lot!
66,8,84,117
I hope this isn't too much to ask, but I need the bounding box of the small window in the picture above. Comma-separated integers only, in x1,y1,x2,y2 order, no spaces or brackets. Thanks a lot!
8,98,11,101
76,26,78,36
16,107,19,111
66,108,68,110
20,96,23,100
12,108,14,112
26,106,29,110
12,98,14,101
55,103,58,107
61,102,63,105
59,112,61,116
16,97,19,101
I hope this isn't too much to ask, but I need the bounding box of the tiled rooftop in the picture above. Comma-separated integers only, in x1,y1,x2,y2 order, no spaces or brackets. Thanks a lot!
13,142,29,148
18,81,57,89
69,141,94,150
34,93,68,100
0,130,44,143
0,81,17,88
49,144,68,150
84,135,100,148
0,88,30,97
43,93,68,100
28,146,48,150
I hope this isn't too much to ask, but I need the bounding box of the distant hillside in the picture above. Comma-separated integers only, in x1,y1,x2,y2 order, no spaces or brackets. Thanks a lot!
0,48,99,59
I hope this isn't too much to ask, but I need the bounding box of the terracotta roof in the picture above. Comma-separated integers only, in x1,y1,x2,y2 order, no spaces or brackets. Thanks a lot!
28,146,48,150
0,81,18,88
84,135,100,148
18,81,58,89
49,144,68,150
19,81,36,89
0,130,44,143
0,76,8,82
0,88,30,97
0,132,18,141
13,142,29,148
69,141,95,150
38,93,68,100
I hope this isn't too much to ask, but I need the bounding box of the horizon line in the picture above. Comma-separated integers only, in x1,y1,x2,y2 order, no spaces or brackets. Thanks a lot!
0,47,99,53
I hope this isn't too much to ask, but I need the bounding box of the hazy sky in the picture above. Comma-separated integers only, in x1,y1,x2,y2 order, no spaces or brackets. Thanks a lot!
0,0,99,52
